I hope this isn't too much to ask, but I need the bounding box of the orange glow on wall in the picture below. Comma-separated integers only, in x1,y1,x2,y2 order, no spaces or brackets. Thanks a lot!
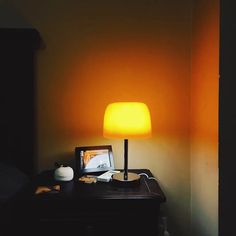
190,1,219,236
53,38,190,138
191,1,219,143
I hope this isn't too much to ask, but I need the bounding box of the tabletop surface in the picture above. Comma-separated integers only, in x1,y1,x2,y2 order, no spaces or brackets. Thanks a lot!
32,169,166,202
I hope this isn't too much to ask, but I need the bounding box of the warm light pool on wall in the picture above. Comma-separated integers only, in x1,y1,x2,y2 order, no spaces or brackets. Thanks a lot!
103,102,152,186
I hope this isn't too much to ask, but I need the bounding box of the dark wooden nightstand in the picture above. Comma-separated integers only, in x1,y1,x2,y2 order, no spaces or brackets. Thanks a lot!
22,169,166,236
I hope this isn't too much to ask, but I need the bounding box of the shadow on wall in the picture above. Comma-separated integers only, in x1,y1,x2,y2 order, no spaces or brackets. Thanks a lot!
0,3,33,28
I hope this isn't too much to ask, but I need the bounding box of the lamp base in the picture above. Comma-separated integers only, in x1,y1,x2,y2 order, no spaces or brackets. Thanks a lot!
112,172,140,187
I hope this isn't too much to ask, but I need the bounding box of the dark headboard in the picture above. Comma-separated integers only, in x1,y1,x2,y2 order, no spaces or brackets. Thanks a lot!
0,28,41,177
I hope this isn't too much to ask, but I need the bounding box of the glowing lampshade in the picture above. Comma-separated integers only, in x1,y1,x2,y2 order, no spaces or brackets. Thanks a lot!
103,102,152,139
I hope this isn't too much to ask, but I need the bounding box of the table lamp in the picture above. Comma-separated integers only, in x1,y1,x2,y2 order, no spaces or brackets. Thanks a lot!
103,102,152,186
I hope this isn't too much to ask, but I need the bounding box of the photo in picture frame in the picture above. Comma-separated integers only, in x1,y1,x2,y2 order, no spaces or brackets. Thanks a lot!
75,145,115,176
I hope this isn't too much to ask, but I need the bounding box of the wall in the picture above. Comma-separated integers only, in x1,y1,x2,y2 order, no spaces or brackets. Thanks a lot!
0,1,193,235
191,0,219,236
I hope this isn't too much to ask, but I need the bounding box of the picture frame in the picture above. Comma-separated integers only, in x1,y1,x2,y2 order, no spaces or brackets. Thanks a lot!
75,145,115,175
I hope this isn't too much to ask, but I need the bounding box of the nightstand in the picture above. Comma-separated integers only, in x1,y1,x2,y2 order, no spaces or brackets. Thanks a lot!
22,169,166,236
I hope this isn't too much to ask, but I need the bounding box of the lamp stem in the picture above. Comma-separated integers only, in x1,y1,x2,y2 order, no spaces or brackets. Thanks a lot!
124,139,128,180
